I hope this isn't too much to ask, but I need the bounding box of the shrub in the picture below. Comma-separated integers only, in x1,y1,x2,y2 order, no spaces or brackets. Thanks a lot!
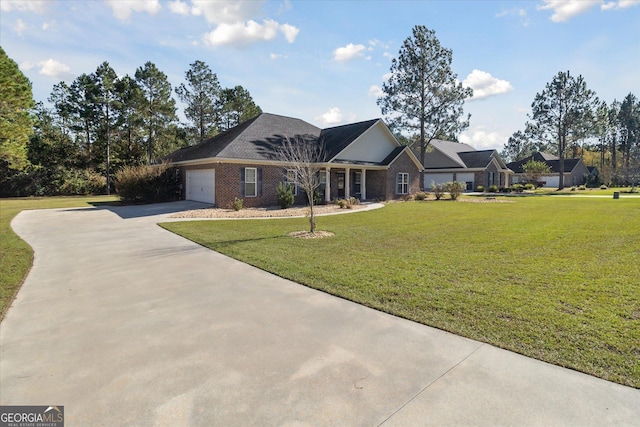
578,185,586,191
114,161,178,203
511,184,524,193
488,185,499,193
524,183,535,191
414,191,427,201
276,182,295,209
336,197,360,209
445,181,466,200
432,181,446,200
600,184,608,190
571,186,577,191
232,197,243,211
476,185,485,193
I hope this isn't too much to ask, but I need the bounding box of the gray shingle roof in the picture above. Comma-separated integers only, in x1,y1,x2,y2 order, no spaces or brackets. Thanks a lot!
507,153,580,173
457,150,496,168
166,113,321,163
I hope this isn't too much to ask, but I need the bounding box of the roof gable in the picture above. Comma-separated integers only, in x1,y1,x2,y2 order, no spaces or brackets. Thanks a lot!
324,119,400,164
423,139,476,168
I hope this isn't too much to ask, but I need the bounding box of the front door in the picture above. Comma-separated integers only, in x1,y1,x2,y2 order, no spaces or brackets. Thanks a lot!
337,172,345,198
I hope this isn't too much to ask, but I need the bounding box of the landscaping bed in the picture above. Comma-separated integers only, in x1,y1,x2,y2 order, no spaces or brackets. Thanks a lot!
169,203,366,219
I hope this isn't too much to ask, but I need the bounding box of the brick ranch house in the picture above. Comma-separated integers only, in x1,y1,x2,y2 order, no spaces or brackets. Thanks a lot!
165,113,422,208
507,151,590,188
420,139,512,191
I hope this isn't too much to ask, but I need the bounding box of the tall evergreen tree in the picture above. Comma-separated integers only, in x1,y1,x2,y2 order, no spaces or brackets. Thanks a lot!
219,85,262,132
377,25,472,189
94,62,118,194
618,93,639,183
69,73,100,166
529,71,599,189
0,46,34,170
175,60,220,144
135,61,177,163
113,75,145,166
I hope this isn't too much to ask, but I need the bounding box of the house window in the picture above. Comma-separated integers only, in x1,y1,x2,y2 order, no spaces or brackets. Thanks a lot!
285,169,298,195
245,167,257,197
396,172,409,194
488,172,495,186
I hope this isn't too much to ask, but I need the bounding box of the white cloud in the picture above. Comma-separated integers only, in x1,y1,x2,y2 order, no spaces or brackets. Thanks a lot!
279,23,299,43
459,128,507,151
190,0,264,24
38,59,74,80
333,43,367,62
168,0,190,15
270,53,287,60
496,7,530,26
537,0,601,22
104,0,161,21
1,0,48,13
203,19,297,47
15,18,27,35
463,69,513,101
317,108,343,125
20,61,35,71
368,85,383,98
602,0,640,9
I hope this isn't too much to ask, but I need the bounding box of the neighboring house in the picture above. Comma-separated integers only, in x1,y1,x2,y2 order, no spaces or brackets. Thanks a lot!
165,113,422,207
420,139,512,191
507,152,590,188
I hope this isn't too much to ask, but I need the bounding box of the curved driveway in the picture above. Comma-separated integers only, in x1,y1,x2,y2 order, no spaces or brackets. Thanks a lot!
2,201,639,426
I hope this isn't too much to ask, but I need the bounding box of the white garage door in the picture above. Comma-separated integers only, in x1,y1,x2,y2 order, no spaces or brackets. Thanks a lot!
456,172,475,190
542,175,559,188
186,170,215,204
424,173,453,189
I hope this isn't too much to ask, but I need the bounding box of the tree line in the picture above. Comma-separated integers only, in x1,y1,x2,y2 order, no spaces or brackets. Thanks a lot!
502,71,639,188
1,47,261,196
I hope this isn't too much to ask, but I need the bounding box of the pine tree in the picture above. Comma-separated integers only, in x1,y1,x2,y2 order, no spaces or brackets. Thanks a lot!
377,25,472,189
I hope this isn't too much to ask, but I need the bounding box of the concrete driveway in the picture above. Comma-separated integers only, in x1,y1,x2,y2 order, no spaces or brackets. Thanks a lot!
2,201,638,426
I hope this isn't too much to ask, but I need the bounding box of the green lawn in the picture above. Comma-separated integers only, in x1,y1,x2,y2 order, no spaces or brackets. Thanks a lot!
162,198,640,388
0,195,118,320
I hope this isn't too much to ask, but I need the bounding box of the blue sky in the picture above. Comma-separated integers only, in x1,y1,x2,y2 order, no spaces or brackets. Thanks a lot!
1,0,639,150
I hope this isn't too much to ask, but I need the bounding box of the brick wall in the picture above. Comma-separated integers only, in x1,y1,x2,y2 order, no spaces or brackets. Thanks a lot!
179,163,306,208
386,151,421,199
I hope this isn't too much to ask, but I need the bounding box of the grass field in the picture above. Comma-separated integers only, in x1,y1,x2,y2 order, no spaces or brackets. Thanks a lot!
162,197,640,388
0,195,118,320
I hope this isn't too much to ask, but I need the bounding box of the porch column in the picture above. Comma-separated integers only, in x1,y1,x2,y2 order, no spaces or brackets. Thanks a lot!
361,168,367,201
325,167,331,202
345,167,350,199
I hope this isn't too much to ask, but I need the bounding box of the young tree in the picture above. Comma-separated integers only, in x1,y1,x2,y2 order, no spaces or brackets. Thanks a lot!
528,71,599,189
0,46,34,170
135,61,177,163
377,25,473,189
522,159,551,183
175,60,221,144
276,137,326,233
